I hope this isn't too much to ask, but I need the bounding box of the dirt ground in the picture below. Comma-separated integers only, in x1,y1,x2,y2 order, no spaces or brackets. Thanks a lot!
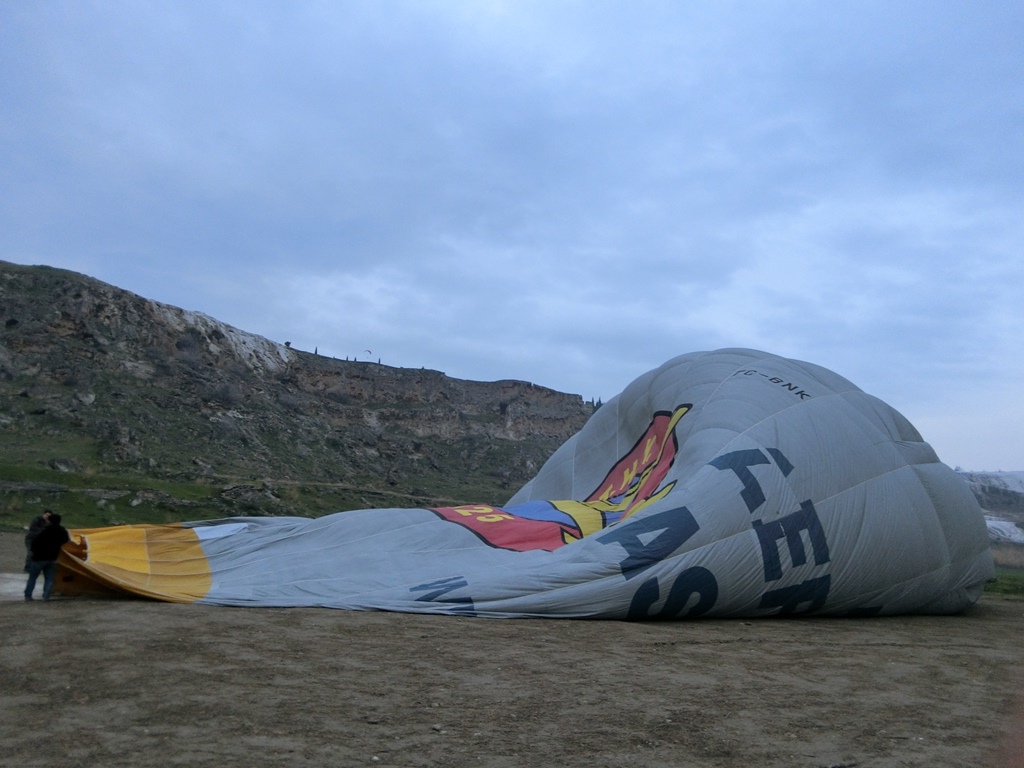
2,531,1022,768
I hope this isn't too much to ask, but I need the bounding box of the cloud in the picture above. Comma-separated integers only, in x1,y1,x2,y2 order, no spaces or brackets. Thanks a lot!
1,1,1022,469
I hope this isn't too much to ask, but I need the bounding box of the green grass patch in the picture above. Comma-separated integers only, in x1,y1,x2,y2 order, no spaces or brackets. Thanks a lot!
984,567,1024,596
0,459,220,499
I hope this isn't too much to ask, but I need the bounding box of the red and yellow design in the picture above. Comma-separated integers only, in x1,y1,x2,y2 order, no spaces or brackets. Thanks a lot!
432,405,691,551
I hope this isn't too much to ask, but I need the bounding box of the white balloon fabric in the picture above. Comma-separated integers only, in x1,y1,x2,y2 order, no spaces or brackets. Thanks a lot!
58,349,994,618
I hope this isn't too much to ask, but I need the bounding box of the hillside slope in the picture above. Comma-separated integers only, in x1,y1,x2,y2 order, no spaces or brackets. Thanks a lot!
0,261,593,524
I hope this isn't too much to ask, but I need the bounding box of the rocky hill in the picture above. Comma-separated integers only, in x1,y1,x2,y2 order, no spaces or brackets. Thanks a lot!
960,472,1024,517
0,260,594,523
960,471,1024,568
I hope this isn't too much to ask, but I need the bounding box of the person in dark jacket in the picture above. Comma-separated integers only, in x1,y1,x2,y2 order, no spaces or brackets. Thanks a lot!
24,509,53,572
24,513,70,602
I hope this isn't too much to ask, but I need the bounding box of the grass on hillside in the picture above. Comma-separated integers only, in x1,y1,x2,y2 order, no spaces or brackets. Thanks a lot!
0,451,498,533
0,414,521,531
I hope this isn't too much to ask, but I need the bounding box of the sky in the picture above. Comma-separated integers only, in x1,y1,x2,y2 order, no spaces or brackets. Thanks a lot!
1,1,1022,471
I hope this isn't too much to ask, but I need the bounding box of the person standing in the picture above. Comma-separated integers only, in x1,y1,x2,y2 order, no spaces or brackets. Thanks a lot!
24,509,52,571
24,513,70,602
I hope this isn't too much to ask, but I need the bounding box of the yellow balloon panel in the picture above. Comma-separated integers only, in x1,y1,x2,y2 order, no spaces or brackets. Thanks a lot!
57,524,212,602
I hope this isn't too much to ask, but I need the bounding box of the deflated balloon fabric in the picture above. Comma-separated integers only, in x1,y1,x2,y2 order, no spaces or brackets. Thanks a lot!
56,349,994,618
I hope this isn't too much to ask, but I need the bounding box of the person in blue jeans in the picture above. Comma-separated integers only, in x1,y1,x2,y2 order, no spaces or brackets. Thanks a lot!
25,513,70,602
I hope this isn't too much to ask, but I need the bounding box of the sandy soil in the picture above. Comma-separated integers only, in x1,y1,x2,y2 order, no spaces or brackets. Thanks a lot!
2,531,1022,768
